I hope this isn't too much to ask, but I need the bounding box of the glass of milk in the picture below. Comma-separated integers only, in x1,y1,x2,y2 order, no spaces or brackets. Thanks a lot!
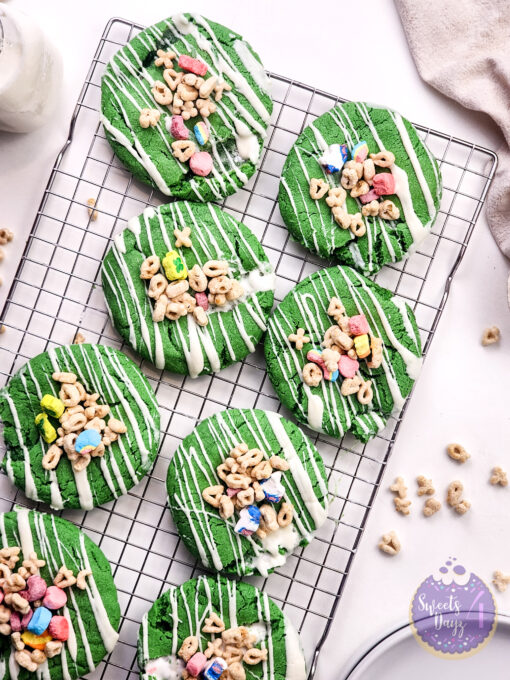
0,4,62,133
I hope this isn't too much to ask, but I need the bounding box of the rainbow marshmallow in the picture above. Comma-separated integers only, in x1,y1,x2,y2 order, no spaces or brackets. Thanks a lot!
307,348,339,382
194,121,209,146
351,140,369,163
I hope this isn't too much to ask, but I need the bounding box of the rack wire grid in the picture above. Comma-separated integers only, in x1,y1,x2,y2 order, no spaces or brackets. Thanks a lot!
0,16,498,680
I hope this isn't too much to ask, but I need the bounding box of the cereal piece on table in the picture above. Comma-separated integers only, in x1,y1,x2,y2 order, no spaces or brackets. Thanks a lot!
416,475,435,496
370,150,395,167
379,199,400,220
302,363,322,386
178,54,208,76
0,228,14,245
372,173,396,197
394,497,411,515
378,531,401,556
454,499,471,515
73,331,85,344
86,198,98,221
139,108,160,128
493,570,510,592
423,497,441,517
288,328,310,350
189,151,213,177
154,49,176,69
446,480,464,507
390,477,407,498
173,226,192,248
309,178,329,200
447,443,470,463
482,326,500,346
0,325,5,334
490,466,508,486
171,139,196,162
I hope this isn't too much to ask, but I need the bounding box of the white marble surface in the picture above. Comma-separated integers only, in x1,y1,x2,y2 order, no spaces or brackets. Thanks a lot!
0,0,509,676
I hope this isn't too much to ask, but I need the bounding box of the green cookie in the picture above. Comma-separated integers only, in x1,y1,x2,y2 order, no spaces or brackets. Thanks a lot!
138,575,306,680
102,201,275,376
264,265,423,441
0,507,120,679
279,101,442,274
0,344,160,510
101,13,273,202
167,408,329,577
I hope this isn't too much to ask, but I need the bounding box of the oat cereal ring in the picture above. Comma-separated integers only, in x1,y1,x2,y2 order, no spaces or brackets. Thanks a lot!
151,81,173,106
370,150,395,167
326,186,347,208
140,255,160,279
302,362,323,386
309,178,329,200
203,260,229,277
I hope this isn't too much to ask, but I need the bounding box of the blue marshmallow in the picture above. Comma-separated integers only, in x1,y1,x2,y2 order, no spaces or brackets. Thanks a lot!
75,429,101,454
27,606,52,636
235,505,261,536
203,657,228,680
260,472,285,503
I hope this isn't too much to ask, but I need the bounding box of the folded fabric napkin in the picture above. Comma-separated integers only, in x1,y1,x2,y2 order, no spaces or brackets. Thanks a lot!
395,0,510,259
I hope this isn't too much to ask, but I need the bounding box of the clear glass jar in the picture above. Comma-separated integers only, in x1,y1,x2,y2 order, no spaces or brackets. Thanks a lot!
0,4,62,133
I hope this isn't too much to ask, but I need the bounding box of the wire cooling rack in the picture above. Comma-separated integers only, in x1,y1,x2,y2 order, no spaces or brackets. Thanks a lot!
0,16,498,680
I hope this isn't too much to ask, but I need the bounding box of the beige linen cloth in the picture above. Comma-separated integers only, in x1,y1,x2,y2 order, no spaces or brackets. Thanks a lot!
395,0,510,259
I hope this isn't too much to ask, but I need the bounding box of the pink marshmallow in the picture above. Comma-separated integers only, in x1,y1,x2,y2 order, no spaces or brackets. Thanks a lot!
226,488,240,497
42,586,67,610
359,189,379,204
10,612,21,632
178,54,208,76
195,291,209,311
187,652,207,677
373,173,396,196
48,615,69,641
0,591,3,605
189,151,213,177
338,355,360,379
27,575,47,602
348,314,369,336
21,610,33,629
170,115,189,140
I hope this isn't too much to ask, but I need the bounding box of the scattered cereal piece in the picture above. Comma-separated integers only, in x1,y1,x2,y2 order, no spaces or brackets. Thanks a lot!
0,229,13,245
288,328,310,351
378,531,401,556
447,443,470,463
490,467,508,486
154,49,176,69
370,150,395,168
394,497,411,515
0,325,5,334
446,480,464,507
86,198,98,221
423,498,441,517
482,326,500,346
416,475,435,496
73,332,85,344
493,570,510,592
389,477,407,498
202,612,225,634
454,500,471,515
